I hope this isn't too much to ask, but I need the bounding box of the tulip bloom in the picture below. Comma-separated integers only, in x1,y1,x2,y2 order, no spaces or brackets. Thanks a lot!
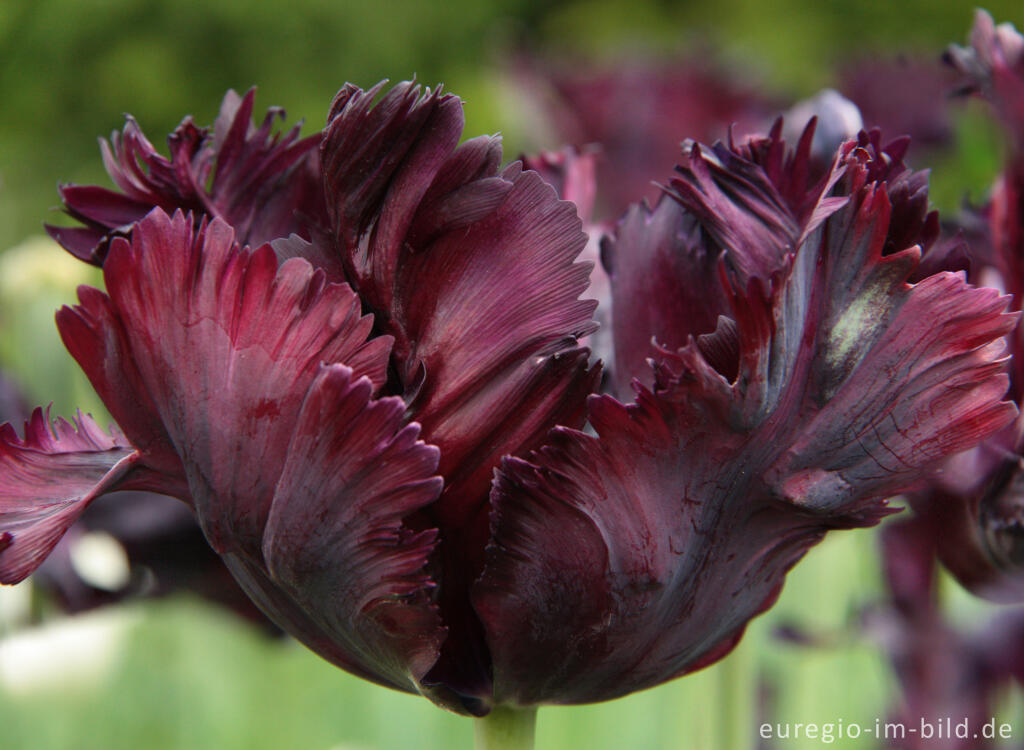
873,517,1024,748
509,53,777,219
0,76,1017,746
893,11,1024,602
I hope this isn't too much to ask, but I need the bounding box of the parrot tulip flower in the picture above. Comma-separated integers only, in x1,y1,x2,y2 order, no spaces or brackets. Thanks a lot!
0,76,1017,747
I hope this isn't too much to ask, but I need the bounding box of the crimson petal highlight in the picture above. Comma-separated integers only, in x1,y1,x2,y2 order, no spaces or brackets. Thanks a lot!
99,209,392,556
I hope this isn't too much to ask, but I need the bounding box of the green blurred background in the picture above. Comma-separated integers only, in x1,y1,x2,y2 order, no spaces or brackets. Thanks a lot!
1,0,1023,748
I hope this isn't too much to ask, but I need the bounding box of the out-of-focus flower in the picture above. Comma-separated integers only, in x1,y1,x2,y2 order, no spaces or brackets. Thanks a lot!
0,80,1015,719
897,11,1024,603
946,10,1024,145
510,53,777,219
0,371,28,428
869,518,1024,749
839,57,958,149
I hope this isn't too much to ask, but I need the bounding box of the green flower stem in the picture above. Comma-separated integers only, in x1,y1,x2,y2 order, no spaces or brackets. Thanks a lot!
717,638,756,750
473,706,538,750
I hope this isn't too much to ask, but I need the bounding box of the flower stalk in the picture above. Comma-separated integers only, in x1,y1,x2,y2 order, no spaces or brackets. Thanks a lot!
473,706,538,750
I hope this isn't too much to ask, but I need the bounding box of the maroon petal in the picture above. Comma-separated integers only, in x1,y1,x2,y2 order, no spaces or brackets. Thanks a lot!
322,82,600,529
474,140,1016,706
761,197,1016,508
666,119,849,281
668,139,801,275
521,146,600,227
398,166,598,521
270,233,347,283
0,409,147,583
57,287,187,486
401,166,599,700
602,194,726,396
522,147,613,369
605,120,848,396
261,365,444,694
48,89,324,265
206,89,326,247
475,392,814,706
322,81,465,315
905,429,1024,603
322,82,600,702
99,209,391,557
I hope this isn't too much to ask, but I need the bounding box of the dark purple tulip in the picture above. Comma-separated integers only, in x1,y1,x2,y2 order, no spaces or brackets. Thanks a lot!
0,80,1016,717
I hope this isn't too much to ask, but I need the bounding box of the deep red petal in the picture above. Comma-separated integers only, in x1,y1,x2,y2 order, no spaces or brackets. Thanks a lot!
101,209,391,557
261,365,444,693
602,194,727,395
57,287,186,487
322,81,464,315
400,166,598,517
475,393,819,705
0,409,154,583
322,82,601,702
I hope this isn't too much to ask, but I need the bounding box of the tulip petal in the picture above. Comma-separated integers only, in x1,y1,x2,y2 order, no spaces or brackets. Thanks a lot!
666,119,848,282
607,121,850,396
261,365,444,693
762,192,1016,505
400,166,599,519
476,393,813,705
475,146,1017,706
208,89,326,248
322,81,465,315
322,82,601,701
602,195,726,395
99,209,392,556
0,410,142,583
47,89,324,265
322,83,600,526
57,287,187,486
